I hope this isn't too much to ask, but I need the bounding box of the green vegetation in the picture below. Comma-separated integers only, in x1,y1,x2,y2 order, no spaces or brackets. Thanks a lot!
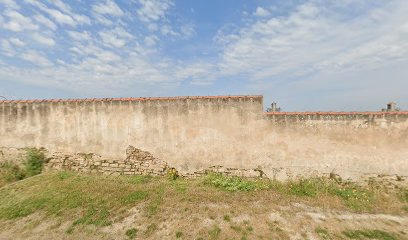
342,229,397,240
0,148,46,187
203,174,374,211
208,225,221,239
0,172,152,233
0,171,406,239
203,173,269,192
125,228,138,239
176,231,183,238
315,227,331,239
399,188,408,202
24,148,46,177
223,214,230,221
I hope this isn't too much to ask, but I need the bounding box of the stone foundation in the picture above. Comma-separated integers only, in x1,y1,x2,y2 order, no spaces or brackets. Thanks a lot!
1,146,407,189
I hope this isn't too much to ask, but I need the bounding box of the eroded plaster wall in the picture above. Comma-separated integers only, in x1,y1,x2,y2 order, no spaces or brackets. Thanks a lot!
1,96,407,181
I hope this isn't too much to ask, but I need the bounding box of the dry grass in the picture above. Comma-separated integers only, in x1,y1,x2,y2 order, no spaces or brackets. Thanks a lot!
0,172,407,239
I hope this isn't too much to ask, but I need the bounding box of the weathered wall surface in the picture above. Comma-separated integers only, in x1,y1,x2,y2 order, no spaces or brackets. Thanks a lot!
1,96,407,182
263,112,408,180
0,96,264,173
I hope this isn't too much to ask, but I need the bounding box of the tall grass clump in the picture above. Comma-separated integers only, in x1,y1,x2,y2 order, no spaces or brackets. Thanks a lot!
0,161,26,187
24,148,46,177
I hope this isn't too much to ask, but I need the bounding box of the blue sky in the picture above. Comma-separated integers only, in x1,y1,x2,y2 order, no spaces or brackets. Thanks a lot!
0,0,407,111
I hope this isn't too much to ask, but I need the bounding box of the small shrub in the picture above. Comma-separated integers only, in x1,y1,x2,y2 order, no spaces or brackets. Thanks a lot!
167,168,179,180
24,148,46,177
125,228,138,239
0,161,25,185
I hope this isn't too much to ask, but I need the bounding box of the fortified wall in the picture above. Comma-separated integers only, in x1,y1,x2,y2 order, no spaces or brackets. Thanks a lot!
1,95,407,182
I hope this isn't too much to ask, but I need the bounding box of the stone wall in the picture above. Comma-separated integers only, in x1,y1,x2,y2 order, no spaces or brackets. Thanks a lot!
45,146,169,176
1,95,408,182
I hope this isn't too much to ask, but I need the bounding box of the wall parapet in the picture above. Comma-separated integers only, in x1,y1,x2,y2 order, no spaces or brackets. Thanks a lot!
0,95,263,104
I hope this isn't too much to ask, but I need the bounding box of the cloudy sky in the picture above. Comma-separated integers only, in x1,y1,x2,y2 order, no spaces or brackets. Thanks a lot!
0,0,407,111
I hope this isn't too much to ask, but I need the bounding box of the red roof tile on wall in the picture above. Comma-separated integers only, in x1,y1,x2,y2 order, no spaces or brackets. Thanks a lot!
264,111,408,115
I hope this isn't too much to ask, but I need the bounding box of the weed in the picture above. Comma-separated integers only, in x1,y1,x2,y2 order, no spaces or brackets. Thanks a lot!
203,174,269,192
167,167,179,180
223,214,230,221
208,225,221,239
144,223,158,236
24,148,45,177
125,228,138,239
176,231,183,238
315,227,331,239
230,225,242,232
398,188,408,202
0,161,25,187
288,178,323,197
342,229,397,240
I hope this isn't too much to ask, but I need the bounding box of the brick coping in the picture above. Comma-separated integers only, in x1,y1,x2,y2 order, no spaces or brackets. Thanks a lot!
265,111,408,115
0,95,263,103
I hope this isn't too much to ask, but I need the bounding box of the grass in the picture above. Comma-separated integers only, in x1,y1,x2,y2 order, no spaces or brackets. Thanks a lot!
342,229,397,240
208,225,221,239
125,228,138,239
315,227,331,239
0,148,46,188
0,171,406,238
203,174,269,192
0,172,152,233
203,174,375,211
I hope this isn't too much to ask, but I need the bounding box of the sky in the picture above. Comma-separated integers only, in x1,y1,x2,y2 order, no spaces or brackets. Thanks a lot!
0,0,407,111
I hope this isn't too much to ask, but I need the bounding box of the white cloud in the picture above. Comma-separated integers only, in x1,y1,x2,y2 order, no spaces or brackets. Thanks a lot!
0,39,16,56
137,0,172,22
26,0,89,26
144,35,158,46
99,27,133,48
0,0,19,9
92,0,124,17
254,7,270,17
2,10,38,31
20,50,52,66
9,38,25,47
67,31,91,42
99,31,126,48
216,1,408,81
48,0,71,13
32,33,56,46
34,14,57,30
44,8,76,26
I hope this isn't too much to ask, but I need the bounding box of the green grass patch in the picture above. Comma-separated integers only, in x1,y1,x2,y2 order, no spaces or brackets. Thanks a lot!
24,148,46,177
208,225,221,239
125,228,138,239
175,231,183,238
0,161,25,187
342,229,397,240
315,227,332,239
203,174,269,192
